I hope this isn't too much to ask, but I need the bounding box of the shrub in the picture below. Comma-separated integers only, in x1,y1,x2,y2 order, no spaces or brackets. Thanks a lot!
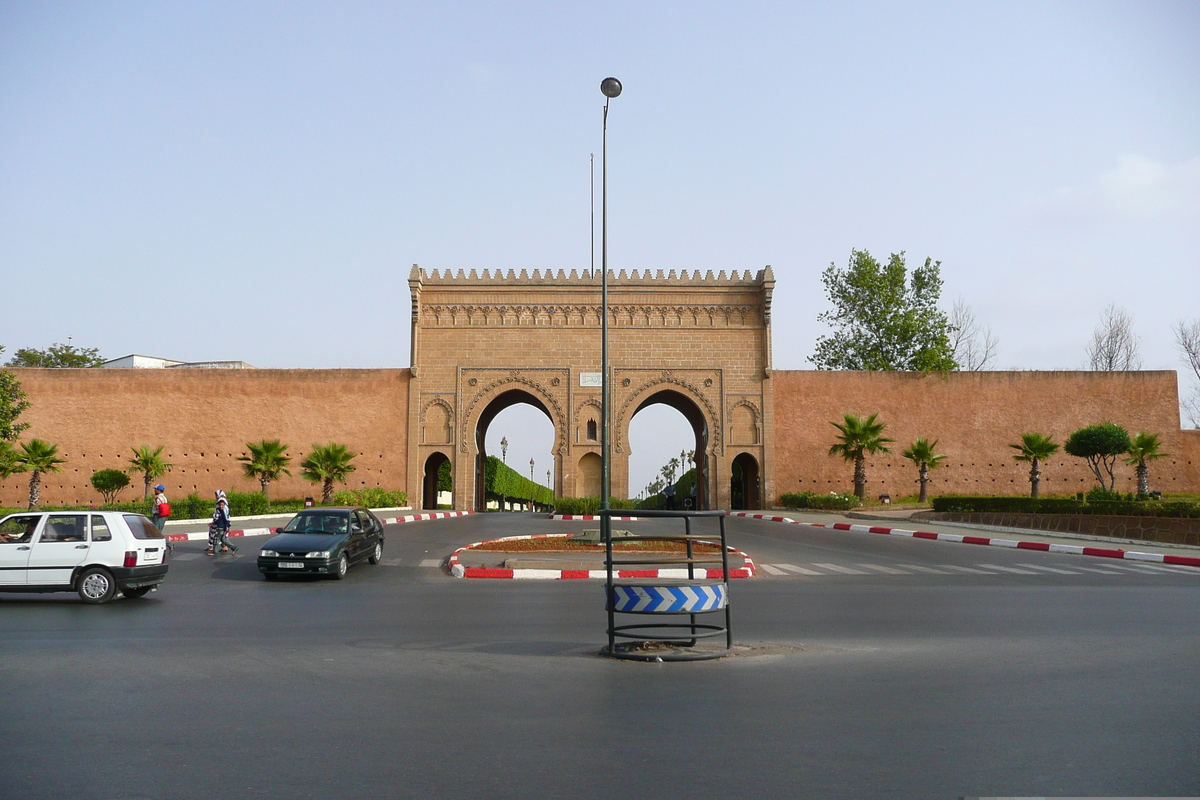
332,488,408,508
930,495,1200,518
552,497,633,515
1085,487,1122,502
90,469,130,504
779,491,862,511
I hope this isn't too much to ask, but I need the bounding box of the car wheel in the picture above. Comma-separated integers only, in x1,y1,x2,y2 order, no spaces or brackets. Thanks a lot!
121,586,153,599
77,567,117,604
331,553,349,580
368,542,383,565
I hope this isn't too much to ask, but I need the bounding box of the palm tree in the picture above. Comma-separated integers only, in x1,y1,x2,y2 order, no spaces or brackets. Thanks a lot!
828,413,894,500
901,438,946,503
300,442,357,504
237,439,292,499
16,439,66,509
1009,433,1060,499
1123,432,1167,496
129,444,173,500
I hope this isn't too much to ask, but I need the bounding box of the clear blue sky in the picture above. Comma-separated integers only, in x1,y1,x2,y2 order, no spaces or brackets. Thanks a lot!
2,1,1198,492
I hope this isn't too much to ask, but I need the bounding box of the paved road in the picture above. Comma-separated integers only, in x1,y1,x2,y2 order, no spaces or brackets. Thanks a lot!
2,513,1198,799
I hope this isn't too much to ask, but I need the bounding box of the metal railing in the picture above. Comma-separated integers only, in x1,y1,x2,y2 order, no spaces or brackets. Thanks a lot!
600,508,733,661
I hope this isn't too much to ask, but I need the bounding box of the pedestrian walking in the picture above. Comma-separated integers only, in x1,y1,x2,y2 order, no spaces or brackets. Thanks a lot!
152,484,173,554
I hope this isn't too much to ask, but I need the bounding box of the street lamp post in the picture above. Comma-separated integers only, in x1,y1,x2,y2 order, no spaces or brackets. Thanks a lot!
499,436,508,512
600,76,621,513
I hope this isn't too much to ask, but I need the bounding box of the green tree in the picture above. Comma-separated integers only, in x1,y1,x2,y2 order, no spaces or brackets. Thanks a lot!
90,469,131,504
237,439,292,499
437,459,452,492
0,441,22,479
828,413,894,500
1123,432,1167,496
6,342,105,368
15,439,66,509
1009,432,1060,499
300,443,358,504
129,444,173,500
901,437,945,503
810,250,957,371
0,346,32,442
1064,423,1131,492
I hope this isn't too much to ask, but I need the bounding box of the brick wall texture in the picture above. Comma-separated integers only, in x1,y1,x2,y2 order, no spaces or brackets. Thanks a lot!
0,369,410,507
772,370,1199,503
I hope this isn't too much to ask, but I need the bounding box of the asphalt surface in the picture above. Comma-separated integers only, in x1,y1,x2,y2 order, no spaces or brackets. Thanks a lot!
2,512,1198,799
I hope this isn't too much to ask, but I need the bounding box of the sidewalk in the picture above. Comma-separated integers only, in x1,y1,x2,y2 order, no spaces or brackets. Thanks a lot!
761,508,1200,559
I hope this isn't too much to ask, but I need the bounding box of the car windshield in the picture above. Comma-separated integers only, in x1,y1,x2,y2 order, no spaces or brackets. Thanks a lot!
282,512,350,534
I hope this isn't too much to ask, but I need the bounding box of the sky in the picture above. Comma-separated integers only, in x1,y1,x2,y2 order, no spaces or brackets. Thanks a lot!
2,1,1198,494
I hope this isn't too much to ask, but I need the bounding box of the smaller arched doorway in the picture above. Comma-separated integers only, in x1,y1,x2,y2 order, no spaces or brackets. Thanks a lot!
422,452,451,510
730,452,760,511
626,389,710,510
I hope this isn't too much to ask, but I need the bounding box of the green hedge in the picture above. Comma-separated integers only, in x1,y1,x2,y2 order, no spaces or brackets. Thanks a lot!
552,496,635,515
931,496,1200,518
331,488,407,508
2,489,408,520
484,456,553,506
779,491,862,511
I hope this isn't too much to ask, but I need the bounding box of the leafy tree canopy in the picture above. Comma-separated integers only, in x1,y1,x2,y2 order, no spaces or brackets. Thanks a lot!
91,469,131,504
1064,422,1131,491
7,342,105,368
0,352,32,441
810,250,957,371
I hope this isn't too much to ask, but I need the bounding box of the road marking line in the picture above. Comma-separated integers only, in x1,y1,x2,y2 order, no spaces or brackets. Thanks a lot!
1119,562,1191,573
1016,563,1080,575
938,565,997,574
895,564,952,574
976,564,1039,574
812,563,869,575
171,554,200,561
419,559,442,568
761,564,788,576
1072,566,1122,574
379,558,403,566
855,563,909,574
776,563,824,575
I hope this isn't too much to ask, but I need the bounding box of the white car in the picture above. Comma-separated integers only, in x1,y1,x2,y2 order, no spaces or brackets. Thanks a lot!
0,511,170,603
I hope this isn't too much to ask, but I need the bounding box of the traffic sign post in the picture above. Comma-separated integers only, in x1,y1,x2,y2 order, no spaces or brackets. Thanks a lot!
600,508,734,661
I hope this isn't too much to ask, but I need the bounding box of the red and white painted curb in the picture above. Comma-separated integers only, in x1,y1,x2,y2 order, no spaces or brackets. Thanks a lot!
447,533,755,580
548,514,640,521
726,512,1200,569
165,510,472,543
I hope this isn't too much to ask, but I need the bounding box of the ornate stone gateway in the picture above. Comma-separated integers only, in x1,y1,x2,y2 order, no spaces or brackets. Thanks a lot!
406,266,775,511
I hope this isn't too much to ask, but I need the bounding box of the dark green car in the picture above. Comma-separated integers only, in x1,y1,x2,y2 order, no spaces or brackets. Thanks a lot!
257,507,385,580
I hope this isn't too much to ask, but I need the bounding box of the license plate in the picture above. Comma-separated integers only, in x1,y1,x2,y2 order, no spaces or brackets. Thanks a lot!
143,552,159,564
279,561,305,569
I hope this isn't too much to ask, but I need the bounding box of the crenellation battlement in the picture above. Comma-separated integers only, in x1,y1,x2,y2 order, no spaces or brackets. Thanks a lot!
409,264,773,286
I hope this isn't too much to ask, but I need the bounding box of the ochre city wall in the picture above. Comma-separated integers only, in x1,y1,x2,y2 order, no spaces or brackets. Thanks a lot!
4,357,1197,511
0,369,410,508
771,370,1198,502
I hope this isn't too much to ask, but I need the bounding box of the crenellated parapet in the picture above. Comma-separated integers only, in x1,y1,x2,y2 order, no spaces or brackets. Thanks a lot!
408,265,773,285
408,264,774,330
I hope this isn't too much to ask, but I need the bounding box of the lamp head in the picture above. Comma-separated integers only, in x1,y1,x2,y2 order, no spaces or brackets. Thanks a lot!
600,77,622,98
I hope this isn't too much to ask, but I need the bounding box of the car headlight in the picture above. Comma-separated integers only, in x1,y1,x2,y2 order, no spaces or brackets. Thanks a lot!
260,549,279,557
306,551,330,559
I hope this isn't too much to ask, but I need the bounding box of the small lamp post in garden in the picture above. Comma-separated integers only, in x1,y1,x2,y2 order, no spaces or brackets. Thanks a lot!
500,436,509,512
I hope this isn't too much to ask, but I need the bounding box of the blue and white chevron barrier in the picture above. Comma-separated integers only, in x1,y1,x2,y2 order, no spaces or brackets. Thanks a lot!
609,583,727,613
